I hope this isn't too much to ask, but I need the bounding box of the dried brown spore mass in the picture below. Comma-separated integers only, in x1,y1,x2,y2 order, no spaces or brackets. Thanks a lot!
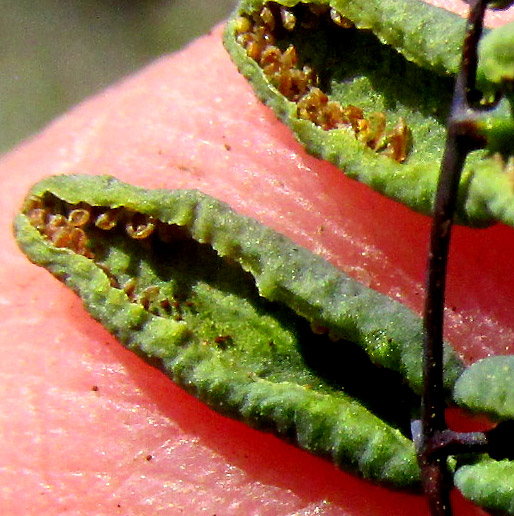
234,2,411,162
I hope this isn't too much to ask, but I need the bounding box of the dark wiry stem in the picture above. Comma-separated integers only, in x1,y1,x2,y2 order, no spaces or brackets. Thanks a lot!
420,1,490,514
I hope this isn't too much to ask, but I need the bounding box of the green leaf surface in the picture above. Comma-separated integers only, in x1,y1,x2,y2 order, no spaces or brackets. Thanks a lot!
455,458,514,515
479,19,514,84
12,174,467,487
453,355,514,421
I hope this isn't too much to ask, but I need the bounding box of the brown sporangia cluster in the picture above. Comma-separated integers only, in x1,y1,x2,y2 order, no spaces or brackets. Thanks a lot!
25,195,93,258
24,195,188,320
234,2,411,162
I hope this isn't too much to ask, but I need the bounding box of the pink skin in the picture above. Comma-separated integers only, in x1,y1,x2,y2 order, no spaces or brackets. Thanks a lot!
1,2,514,514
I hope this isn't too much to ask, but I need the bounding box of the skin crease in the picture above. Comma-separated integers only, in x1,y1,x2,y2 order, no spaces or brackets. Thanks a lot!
2,1,514,515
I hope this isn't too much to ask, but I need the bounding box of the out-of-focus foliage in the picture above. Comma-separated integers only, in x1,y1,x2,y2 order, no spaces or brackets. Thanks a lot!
0,0,237,154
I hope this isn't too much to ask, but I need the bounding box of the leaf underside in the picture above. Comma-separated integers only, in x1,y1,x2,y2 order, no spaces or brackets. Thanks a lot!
12,170,514,509
14,174,459,487
224,0,514,228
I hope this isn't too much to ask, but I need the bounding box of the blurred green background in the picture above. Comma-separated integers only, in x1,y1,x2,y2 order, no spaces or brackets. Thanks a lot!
0,0,238,155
